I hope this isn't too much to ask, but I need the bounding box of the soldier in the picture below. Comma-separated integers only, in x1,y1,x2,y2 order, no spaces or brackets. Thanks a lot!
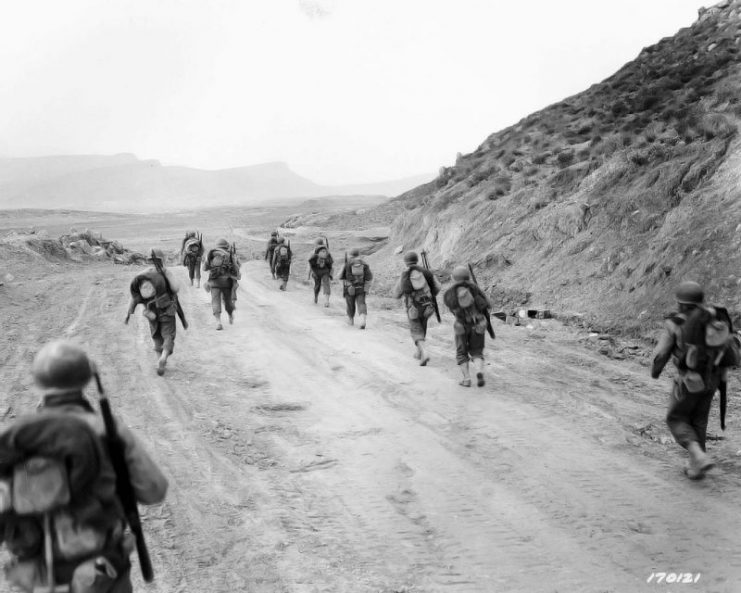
272,237,292,291
339,247,373,329
0,340,167,593
126,248,187,376
651,281,740,479
180,230,204,288
308,237,334,307
393,251,441,365
203,238,241,330
443,265,491,387
266,231,279,279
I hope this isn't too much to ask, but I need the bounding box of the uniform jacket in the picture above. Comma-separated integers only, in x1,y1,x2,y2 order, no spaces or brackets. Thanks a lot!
651,309,740,383
127,267,180,319
37,398,169,505
308,250,334,275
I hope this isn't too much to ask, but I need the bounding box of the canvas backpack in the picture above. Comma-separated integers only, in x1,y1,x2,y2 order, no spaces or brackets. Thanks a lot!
185,239,200,255
0,413,125,592
316,248,329,269
350,259,365,284
276,245,290,264
674,305,736,392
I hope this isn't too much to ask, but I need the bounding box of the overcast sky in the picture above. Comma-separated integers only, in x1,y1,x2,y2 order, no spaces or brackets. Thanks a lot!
0,0,703,184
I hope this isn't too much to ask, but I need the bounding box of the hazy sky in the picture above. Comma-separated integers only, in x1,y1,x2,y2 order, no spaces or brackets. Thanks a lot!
0,0,703,184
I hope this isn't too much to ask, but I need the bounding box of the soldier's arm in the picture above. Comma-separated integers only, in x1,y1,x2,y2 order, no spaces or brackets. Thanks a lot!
651,323,676,379
119,424,169,505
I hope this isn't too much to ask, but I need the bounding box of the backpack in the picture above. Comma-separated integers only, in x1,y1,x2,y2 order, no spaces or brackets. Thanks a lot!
316,248,329,269
209,248,234,277
0,413,124,591
406,270,434,320
676,305,736,392
276,245,290,264
350,259,365,284
185,239,200,255
130,271,174,317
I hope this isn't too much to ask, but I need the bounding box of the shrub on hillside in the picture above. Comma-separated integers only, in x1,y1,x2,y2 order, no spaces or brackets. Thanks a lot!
698,112,737,139
556,149,575,167
532,151,550,165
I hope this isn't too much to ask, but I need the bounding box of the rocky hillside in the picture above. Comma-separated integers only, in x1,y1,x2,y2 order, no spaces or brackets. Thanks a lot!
381,0,741,336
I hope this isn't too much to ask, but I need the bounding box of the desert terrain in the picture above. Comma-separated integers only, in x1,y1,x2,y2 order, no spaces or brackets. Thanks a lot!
2,205,741,593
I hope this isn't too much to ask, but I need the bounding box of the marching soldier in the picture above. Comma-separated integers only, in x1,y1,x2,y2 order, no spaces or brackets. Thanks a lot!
126,249,187,376
393,251,441,365
0,340,167,593
203,238,241,330
339,247,373,329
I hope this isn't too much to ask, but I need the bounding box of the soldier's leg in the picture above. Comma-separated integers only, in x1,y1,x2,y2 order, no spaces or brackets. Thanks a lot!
454,327,471,387
469,329,486,387
211,288,224,329
187,259,195,284
149,320,164,354
194,258,201,288
313,274,321,303
410,318,429,365
356,293,367,329
321,273,331,307
157,316,176,376
345,292,356,324
223,284,235,324
666,383,714,478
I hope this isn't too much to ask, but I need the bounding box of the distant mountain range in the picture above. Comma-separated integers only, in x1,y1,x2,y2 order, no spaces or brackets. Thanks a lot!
0,154,434,212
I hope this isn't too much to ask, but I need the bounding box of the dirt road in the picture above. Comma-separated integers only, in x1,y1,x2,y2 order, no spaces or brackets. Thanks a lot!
3,258,741,593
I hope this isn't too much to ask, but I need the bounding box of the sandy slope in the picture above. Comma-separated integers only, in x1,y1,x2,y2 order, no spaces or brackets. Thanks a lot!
2,259,741,593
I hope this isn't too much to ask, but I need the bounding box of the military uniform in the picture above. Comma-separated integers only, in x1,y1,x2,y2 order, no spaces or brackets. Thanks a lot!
272,239,292,291
392,251,441,365
651,281,740,479
443,266,491,387
203,239,241,330
266,233,279,279
309,239,334,307
126,250,186,376
181,231,203,287
339,248,373,329
0,341,168,593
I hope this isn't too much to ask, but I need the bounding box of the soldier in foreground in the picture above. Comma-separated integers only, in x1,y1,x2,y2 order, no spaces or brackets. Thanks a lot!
265,231,279,279
651,281,740,479
308,237,334,307
203,238,241,330
339,247,373,329
272,237,292,291
126,248,188,376
393,251,441,365
180,230,204,288
443,265,492,387
0,340,168,593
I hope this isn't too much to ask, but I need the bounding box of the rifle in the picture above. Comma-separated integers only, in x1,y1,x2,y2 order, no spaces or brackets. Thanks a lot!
151,250,187,329
467,263,495,339
93,372,154,583
720,380,728,431
419,250,441,323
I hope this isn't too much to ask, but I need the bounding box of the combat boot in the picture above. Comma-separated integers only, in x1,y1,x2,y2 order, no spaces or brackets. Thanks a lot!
459,362,471,387
215,314,223,331
473,357,485,387
314,293,319,304
196,279,200,288
358,314,367,329
228,311,234,325
417,340,430,366
347,316,354,326
686,441,714,479
324,294,330,308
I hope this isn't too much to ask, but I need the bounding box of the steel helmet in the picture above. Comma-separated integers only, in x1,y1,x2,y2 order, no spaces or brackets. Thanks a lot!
271,231,278,237
404,251,419,265
452,265,470,282
32,341,93,395
349,247,360,257
216,238,229,250
277,237,286,244
675,281,704,305
315,237,326,246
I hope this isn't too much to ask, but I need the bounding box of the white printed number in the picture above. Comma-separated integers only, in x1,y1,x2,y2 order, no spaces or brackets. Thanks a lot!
647,572,701,584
